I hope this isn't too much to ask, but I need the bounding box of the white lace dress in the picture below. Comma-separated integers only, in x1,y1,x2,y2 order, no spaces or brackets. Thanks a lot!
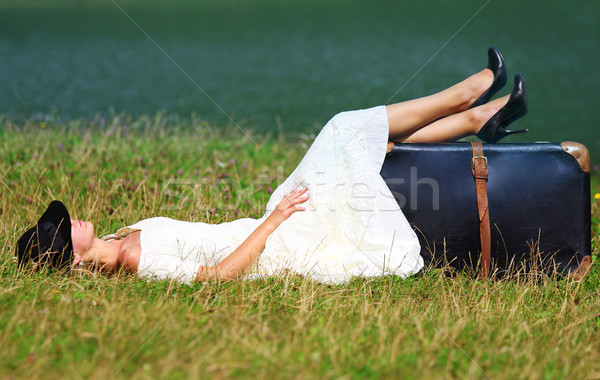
105,106,423,284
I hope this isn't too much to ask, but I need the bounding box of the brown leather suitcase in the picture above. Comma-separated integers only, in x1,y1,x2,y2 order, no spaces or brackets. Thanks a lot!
380,141,592,278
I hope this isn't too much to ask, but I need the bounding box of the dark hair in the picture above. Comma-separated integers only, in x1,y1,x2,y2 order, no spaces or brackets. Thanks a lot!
15,201,73,270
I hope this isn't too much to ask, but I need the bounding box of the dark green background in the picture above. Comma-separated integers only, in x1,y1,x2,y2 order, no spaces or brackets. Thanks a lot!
1,0,598,158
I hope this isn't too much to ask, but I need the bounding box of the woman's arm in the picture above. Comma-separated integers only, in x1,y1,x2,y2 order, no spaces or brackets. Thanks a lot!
196,188,308,281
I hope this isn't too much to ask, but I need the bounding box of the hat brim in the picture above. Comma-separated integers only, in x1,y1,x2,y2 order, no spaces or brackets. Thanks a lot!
16,200,74,270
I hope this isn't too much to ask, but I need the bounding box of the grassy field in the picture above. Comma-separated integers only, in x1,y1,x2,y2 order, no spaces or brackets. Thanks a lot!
1,115,599,379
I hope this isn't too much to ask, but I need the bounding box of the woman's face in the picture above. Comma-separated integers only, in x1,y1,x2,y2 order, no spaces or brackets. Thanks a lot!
71,219,95,265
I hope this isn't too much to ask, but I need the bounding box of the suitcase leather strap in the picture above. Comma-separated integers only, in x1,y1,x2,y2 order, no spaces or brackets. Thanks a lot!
471,142,491,277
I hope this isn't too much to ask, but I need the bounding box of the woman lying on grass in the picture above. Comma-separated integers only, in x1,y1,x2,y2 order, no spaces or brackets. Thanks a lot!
16,47,527,284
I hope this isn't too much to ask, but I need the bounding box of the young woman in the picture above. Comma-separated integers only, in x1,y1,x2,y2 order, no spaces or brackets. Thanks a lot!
16,47,527,284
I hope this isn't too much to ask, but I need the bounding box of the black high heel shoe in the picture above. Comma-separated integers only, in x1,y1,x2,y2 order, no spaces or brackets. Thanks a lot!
477,73,528,143
470,47,507,109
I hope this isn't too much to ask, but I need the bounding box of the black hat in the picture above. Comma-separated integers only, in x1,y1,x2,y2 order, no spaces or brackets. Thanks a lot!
15,200,73,271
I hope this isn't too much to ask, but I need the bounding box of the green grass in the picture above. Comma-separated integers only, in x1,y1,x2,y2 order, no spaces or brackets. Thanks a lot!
1,114,599,379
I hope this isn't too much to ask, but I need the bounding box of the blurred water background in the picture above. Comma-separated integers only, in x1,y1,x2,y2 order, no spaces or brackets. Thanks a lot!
1,0,598,159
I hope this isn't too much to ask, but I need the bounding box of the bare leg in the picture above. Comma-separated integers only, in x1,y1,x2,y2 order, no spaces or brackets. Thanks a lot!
386,69,493,140
398,95,509,143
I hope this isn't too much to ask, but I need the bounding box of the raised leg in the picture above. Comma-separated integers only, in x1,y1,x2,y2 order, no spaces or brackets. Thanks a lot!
386,69,493,140
397,94,510,143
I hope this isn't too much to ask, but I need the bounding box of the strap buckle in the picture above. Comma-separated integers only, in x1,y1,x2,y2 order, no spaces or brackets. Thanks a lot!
471,155,488,171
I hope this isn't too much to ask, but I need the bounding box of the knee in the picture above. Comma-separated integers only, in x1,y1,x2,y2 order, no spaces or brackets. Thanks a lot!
328,110,354,124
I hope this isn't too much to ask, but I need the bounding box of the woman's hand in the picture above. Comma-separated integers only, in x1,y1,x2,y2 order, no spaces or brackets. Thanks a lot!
197,188,309,281
266,188,309,228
